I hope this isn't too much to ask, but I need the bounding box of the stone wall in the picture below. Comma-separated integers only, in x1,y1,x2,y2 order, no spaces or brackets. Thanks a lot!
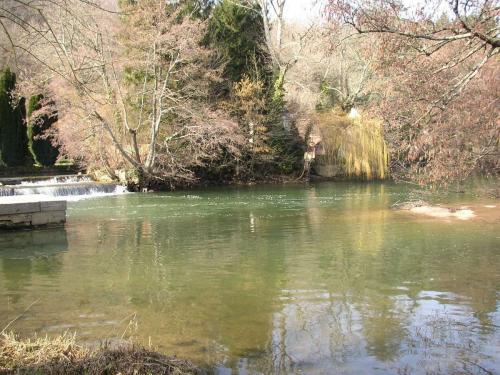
0,200,66,229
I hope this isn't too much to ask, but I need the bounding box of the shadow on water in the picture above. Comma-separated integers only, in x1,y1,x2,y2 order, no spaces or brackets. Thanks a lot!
0,182,499,374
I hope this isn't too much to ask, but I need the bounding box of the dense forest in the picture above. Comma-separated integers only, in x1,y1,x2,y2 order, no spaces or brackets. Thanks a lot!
0,0,498,188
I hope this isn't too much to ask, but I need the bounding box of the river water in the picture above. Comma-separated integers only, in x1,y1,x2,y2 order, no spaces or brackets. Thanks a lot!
0,182,499,374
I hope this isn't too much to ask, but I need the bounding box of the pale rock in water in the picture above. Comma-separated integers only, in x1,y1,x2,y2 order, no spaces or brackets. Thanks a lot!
410,205,476,220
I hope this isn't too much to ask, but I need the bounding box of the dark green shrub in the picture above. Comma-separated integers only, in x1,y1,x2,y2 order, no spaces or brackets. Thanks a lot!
0,68,30,167
27,94,60,166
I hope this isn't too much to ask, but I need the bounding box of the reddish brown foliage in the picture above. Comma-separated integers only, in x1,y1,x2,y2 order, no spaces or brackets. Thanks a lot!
327,0,499,183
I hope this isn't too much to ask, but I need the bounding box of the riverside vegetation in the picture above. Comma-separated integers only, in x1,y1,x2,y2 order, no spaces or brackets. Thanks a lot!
0,0,497,187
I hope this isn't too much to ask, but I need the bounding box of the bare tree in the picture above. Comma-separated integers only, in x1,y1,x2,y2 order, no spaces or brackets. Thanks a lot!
319,27,378,113
327,0,500,113
327,0,500,182
1,0,245,186
256,0,315,95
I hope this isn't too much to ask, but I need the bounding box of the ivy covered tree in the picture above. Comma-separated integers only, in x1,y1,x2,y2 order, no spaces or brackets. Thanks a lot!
27,94,60,166
0,68,29,167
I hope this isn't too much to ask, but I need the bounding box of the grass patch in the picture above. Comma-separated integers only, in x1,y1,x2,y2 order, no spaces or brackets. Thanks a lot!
0,332,199,375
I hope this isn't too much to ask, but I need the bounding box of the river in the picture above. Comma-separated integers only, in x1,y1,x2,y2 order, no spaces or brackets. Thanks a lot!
0,181,499,374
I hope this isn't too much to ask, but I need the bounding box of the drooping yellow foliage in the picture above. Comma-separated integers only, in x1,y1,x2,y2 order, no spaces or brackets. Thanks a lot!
316,110,389,180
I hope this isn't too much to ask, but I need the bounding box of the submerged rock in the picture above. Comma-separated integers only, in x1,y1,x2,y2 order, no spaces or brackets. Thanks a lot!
395,201,476,220
392,200,428,210
409,205,476,220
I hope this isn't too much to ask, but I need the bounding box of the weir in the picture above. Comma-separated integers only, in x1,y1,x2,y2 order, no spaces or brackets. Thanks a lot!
0,176,128,229
0,182,125,198
0,174,91,186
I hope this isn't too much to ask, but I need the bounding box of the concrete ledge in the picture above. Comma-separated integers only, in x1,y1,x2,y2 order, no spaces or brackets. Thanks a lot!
0,202,41,215
40,201,67,212
0,199,66,229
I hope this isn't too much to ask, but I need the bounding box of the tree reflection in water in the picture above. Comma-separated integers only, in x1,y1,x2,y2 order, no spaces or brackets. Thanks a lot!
0,182,498,374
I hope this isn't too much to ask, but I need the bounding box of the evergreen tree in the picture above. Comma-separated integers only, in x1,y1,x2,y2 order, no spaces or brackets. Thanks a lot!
0,68,29,167
16,97,30,164
28,94,60,166
205,0,270,85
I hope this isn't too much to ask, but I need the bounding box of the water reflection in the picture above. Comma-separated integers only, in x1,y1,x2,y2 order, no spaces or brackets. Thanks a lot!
0,228,67,304
0,182,499,374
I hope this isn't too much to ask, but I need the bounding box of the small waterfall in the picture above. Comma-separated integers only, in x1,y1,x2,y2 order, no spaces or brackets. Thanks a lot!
19,176,93,186
0,188,14,197
0,181,128,201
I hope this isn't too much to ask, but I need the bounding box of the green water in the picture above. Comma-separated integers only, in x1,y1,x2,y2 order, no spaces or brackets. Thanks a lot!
1,182,499,374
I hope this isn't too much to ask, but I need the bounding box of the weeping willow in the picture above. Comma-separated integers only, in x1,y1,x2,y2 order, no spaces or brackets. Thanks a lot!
316,111,389,180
